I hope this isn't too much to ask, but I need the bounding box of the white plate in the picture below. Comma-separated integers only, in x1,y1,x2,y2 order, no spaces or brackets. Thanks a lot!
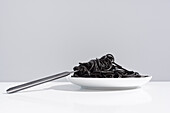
67,75,152,89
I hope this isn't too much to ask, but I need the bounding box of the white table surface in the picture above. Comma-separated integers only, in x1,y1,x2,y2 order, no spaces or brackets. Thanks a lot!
0,82,170,113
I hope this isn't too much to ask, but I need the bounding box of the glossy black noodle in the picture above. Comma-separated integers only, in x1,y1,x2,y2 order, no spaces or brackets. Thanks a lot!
72,54,148,78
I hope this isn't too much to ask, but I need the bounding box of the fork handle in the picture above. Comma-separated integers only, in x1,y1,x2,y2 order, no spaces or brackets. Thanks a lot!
6,71,72,94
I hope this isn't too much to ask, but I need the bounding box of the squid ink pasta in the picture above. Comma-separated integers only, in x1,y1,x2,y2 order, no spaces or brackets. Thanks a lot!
72,54,148,78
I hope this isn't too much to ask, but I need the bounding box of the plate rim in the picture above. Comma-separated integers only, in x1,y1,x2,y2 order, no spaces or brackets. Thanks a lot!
68,75,152,80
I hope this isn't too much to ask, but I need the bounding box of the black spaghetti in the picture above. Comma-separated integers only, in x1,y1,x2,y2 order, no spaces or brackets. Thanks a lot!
72,54,147,78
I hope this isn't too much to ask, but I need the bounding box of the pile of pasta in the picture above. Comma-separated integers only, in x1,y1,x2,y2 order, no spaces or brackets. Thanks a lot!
72,54,147,78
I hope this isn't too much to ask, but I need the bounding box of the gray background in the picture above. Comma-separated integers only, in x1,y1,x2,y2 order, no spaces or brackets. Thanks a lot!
0,0,170,81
